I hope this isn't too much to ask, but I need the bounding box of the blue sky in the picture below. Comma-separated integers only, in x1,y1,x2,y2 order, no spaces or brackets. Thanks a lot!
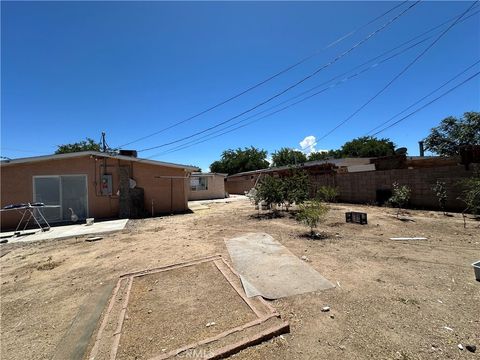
1,1,479,171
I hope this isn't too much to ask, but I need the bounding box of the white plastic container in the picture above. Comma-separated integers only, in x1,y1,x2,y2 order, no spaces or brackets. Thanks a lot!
86,218,94,226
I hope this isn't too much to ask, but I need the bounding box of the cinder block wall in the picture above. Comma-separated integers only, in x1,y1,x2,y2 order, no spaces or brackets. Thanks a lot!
311,164,478,211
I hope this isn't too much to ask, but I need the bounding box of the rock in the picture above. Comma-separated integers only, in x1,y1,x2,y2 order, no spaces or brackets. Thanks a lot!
301,255,309,262
339,345,346,351
466,345,476,353
206,322,216,327
321,306,330,312
330,315,335,319
148,288,153,292
148,310,152,314
458,344,464,350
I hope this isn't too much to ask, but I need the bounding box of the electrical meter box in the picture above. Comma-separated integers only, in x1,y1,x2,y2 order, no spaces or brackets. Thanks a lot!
101,174,113,196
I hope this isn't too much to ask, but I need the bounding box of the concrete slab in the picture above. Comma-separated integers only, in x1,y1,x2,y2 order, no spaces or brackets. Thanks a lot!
225,233,335,299
0,219,128,243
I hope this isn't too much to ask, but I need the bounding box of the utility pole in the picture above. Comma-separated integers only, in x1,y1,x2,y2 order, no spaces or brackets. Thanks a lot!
101,132,107,153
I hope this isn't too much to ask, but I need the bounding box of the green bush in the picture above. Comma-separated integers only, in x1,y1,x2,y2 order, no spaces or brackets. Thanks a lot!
256,175,283,209
459,173,480,217
281,170,310,211
431,180,447,214
316,185,339,202
388,182,411,217
296,200,329,235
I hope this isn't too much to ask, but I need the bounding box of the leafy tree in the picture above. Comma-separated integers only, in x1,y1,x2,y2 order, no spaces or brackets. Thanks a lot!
271,148,307,167
296,200,329,236
458,172,480,227
281,170,310,211
55,138,101,154
424,112,480,156
256,175,284,209
209,147,269,175
316,185,339,202
388,182,411,218
307,151,338,161
340,136,396,158
431,180,447,215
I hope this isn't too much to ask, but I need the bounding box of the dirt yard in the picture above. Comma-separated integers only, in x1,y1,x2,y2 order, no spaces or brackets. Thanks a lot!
1,198,479,360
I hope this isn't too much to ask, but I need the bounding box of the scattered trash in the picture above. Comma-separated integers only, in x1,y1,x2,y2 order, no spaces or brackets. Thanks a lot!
321,306,330,312
339,345,346,351
443,326,454,332
336,281,341,288
86,218,94,226
466,345,476,353
206,322,216,327
437,299,443,304
458,344,464,351
390,237,427,241
147,310,152,314
301,255,310,262
85,236,103,242
345,211,367,225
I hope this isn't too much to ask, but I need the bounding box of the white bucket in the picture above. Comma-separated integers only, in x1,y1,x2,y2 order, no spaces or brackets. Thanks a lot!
86,218,94,226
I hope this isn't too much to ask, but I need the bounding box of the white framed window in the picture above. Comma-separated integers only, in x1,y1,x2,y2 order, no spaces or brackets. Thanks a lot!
190,177,208,191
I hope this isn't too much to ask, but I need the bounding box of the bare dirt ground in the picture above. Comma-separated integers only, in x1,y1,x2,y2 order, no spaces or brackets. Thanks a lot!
1,199,479,360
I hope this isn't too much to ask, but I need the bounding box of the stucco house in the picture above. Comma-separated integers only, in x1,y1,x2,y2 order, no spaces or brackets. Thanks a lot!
0,151,199,230
188,173,227,201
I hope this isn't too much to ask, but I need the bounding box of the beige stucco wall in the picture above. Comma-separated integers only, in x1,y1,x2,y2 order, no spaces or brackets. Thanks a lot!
188,174,226,201
0,155,190,230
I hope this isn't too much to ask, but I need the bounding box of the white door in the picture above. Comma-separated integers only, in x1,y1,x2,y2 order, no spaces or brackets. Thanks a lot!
33,175,88,223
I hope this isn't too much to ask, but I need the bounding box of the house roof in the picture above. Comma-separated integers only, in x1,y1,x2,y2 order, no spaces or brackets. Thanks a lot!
0,151,199,171
227,157,374,178
191,172,228,177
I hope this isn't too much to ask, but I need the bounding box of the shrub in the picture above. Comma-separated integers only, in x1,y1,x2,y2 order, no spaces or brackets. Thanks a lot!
388,182,411,217
458,172,480,227
316,185,339,202
256,175,283,210
431,180,447,215
281,170,310,211
296,200,329,236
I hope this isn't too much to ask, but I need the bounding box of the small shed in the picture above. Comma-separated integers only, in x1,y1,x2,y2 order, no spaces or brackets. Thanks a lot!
188,173,227,201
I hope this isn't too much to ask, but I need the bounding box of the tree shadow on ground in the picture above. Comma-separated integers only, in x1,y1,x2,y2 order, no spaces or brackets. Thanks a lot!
299,231,330,240
249,210,299,220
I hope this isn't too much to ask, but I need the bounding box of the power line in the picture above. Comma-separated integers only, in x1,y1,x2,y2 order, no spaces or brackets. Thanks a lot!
152,36,430,157
365,59,480,135
139,1,421,153
308,1,478,149
117,0,410,149
146,6,479,157
370,70,480,136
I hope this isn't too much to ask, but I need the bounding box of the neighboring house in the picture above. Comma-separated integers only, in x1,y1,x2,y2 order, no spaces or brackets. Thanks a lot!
188,173,227,201
0,151,199,230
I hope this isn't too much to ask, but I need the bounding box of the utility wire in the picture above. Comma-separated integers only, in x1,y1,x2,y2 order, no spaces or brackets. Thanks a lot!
307,1,478,150
117,1,410,149
370,70,480,136
139,1,421,153
152,37,430,157
147,6,479,157
366,59,480,135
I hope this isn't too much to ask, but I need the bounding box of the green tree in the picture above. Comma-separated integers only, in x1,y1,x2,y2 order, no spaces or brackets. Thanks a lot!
340,136,396,158
271,147,307,167
296,200,329,236
209,147,269,175
431,180,447,215
307,151,334,161
55,138,101,154
424,112,480,156
458,172,480,227
281,170,310,211
316,185,339,202
256,175,284,209
389,182,411,218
